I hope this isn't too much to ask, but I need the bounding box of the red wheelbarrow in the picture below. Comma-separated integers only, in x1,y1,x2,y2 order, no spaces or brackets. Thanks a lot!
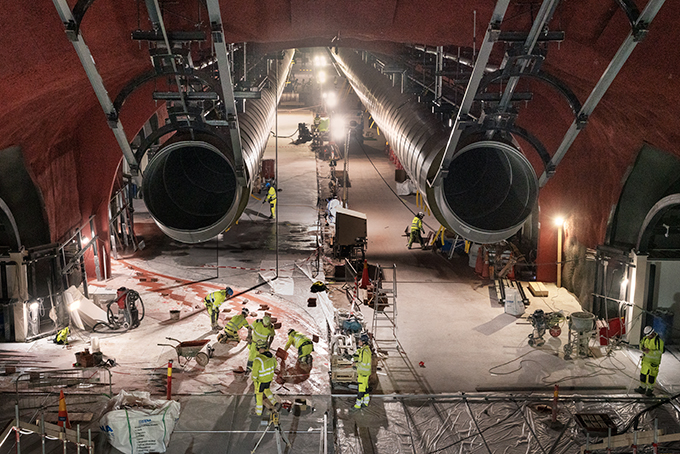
158,337,210,367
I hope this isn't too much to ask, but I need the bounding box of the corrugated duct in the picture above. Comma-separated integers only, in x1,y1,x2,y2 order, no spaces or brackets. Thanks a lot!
330,48,538,244
143,50,295,243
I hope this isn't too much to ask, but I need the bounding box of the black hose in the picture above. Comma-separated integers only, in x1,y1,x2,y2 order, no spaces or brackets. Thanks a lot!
622,391,680,432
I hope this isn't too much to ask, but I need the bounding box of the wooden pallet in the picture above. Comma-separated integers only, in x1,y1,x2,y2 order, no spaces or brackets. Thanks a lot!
331,367,356,383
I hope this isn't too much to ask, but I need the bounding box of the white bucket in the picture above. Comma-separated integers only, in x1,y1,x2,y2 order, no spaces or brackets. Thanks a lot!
91,336,100,353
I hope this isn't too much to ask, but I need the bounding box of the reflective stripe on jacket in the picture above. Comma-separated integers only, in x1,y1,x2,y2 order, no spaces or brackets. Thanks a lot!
353,345,372,376
640,335,664,364
204,290,228,309
266,187,277,203
285,331,314,356
410,216,422,233
285,331,312,350
252,319,275,343
225,314,249,334
252,352,276,382
56,327,69,343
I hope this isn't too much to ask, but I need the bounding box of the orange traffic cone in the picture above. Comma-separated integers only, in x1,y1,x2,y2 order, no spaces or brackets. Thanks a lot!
57,389,71,429
359,260,370,289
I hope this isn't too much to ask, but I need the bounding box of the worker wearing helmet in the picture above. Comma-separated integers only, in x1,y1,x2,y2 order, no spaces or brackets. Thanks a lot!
262,183,277,219
352,333,373,409
247,315,276,373
635,326,664,396
407,212,426,249
252,340,279,416
218,307,252,344
284,329,314,369
203,287,234,330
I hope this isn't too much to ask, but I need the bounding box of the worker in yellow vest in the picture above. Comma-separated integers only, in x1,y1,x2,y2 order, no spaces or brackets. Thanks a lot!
353,333,372,409
407,212,425,249
247,315,276,373
252,340,279,416
284,329,314,369
203,287,234,330
54,327,69,345
635,326,664,396
217,307,251,343
262,183,277,219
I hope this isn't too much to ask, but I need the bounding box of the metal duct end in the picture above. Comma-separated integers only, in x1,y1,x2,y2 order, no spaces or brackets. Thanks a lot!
433,135,538,244
142,134,240,243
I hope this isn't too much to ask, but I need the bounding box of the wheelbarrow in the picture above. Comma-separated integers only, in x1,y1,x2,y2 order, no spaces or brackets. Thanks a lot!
158,337,210,367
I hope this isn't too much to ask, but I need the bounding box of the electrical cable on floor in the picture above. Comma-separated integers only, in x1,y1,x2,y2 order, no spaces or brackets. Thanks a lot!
354,136,437,231
488,348,555,376
270,127,299,138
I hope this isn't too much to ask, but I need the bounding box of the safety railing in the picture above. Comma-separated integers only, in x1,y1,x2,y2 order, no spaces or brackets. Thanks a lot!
15,368,113,405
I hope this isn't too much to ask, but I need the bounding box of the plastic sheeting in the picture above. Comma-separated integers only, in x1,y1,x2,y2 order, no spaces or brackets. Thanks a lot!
333,394,680,453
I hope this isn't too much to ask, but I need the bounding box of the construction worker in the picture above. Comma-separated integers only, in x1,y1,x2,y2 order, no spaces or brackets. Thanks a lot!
326,195,342,225
284,329,314,369
217,307,251,344
54,326,69,345
353,332,372,409
635,326,664,396
407,212,425,249
313,113,321,132
203,286,234,330
252,340,279,416
262,183,277,219
247,314,276,373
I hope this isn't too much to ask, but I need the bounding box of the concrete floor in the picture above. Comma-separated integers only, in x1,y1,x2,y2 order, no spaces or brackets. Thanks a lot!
2,108,680,453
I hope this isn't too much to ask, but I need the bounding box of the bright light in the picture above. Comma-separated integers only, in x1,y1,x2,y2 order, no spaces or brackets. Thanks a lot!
69,300,81,312
331,117,346,141
29,301,39,311
554,217,564,227
317,70,327,84
313,55,327,67
325,91,337,108
82,236,89,244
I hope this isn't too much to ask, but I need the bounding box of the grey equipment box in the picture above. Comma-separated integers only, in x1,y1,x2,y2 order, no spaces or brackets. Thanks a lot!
335,207,367,246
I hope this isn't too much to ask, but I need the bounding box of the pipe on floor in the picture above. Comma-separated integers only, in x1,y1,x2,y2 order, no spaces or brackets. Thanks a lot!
142,50,294,243
330,49,538,244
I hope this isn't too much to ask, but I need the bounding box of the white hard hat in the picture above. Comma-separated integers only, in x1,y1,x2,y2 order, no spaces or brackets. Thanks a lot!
643,326,654,336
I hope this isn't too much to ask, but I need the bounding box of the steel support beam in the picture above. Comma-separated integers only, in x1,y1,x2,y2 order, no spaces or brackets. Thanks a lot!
205,0,246,184
146,0,191,119
434,46,443,103
430,0,511,187
497,0,561,113
52,0,139,171
538,0,666,186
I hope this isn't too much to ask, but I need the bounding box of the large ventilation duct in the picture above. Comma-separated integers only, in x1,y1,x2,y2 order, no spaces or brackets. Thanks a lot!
143,50,295,243
330,49,538,244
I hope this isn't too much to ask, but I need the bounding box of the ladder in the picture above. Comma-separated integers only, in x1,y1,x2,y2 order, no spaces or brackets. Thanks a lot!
369,264,429,395
370,264,397,342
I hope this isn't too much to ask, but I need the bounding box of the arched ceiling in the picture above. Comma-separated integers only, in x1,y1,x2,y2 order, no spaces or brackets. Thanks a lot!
0,0,679,251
